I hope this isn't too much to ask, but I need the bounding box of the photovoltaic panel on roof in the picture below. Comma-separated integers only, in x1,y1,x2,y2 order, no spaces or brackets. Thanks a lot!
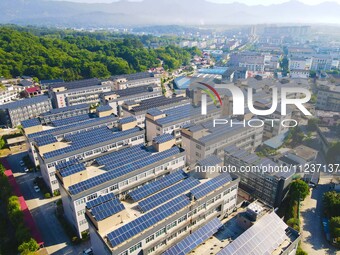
217,212,289,255
147,108,164,116
86,193,117,209
34,135,57,146
90,199,125,221
119,116,136,124
59,164,86,177
68,146,181,195
128,170,186,201
55,159,79,170
40,103,89,116
163,217,223,255
107,195,190,248
138,177,200,212
0,95,50,110
51,114,90,127
197,155,222,167
190,173,233,200
21,118,41,128
97,105,112,112
115,85,156,97
131,96,187,113
153,134,174,144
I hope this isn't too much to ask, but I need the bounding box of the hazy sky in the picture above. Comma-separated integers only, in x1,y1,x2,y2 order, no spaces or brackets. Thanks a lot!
52,0,340,5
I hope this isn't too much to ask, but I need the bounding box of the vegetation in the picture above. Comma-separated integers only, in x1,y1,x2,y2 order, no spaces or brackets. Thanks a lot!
326,142,340,164
307,118,319,131
284,126,305,147
329,217,340,245
255,145,278,157
0,26,200,81
323,192,340,246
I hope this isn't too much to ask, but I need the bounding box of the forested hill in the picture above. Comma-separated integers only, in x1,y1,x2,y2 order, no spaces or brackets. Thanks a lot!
0,27,200,81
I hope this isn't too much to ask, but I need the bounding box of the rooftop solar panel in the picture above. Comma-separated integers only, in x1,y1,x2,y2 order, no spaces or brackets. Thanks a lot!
119,116,136,124
190,173,233,200
153,134,174,144
40,103,89,116
97,105,113,112
90,199,125,221
86,193,117,209
68,146,181,195
128,170,186,201
34,134,57,147
163,217,222,255
21,118,41,128
107,195,190,248
138,177,200,212
197,155,222,167
130,96,188,113
217,212,289,255
59,164,86,177
0,95,50,110
51,114,90,127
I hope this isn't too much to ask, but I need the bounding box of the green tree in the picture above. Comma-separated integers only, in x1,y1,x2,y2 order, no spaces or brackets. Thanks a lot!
290,180,310,201
307,118,319,131
18,238,39,254
326,142,340,164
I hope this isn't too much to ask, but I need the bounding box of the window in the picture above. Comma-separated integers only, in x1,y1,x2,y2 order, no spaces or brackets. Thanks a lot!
79,219,87,226
155,227,166,237
177,215,187,224
166,221,177,231
155,240,166,249
87,193,98,201
75,198,86,206
77,209,85,216
129,242,141,253
146,234,154,243
120,180,128,187
51,180,58,185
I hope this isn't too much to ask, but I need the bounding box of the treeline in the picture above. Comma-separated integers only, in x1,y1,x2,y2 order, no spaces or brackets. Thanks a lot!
0,26,201,81
0,164,39,255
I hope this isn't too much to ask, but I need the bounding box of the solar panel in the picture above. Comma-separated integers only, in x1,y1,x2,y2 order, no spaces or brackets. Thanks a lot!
59,164,86,177
190,173,233,200
153,134,174,144
90,199,125,221
128,170,186,201
197,155,222,167
138,177,200,212
21,118,41,128
130,96,188,113
107,195,190,248
34,134,57,146
86,193,117,209
217,212,289,255
119,116,137,124
97,105,112,112
68,146,181,195
51,114,90,127
163,217,223,255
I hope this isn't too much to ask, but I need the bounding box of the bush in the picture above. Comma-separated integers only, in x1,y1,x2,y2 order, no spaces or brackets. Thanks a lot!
44,193,51,199
81,231,89,240
71,236,80,244
53,190,60,196
18,238,39,254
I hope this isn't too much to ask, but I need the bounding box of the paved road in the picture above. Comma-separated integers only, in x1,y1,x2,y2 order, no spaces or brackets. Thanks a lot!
6,152,90,255
300,175,340,255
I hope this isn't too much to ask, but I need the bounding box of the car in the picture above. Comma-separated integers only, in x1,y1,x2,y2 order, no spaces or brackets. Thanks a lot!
24,167,29,173
83,248,93,255
34,186,40,193
20,161,25,167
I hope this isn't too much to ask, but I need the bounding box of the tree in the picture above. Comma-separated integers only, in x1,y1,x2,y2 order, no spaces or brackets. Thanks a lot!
326,142,340,164
329,217,340,244
323,191,340,218
18,238,39,254
290,180,310,201
307,118,319,131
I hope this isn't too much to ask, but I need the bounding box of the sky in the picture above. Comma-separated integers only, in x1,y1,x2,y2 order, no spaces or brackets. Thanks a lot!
52,0,340,5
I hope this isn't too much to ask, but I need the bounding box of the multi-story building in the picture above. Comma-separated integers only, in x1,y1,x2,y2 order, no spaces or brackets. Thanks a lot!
145,103,221,145
86,172,239,255
40,79,64,90
100,84,162,116
181,119,263,166
35,118,144,194
316,85,340,112
57,135,188,237
224,145,294,207
0,95,52,127
49,78,112,108
111,72,161,90
0,85,21,105
122,96,190,127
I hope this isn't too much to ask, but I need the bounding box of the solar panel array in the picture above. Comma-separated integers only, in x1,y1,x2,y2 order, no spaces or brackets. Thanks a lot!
163,217,223,255
107,195,190,247
139,177,200,212
115,85,156,97
128,170,186,201
40,103,89,116
190,173,233,200
21,118,41,128
97,146,150,170
0,95,50,110
97,105,112,112
50,78,101,90
59,163,86,177
68,146,181,195
55,159,79,170
28,115,117,139
131,96,187,113
90,199,125,221
197,155,222,167
86,193,117,209
147,108,164,116
51,114,90,127
153,134,174,144
44,127,141,159
217,212,289,255
119,116,136,124
34,134,57,147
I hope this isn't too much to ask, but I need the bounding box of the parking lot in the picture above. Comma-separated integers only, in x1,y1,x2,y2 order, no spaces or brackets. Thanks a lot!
6,152,91,255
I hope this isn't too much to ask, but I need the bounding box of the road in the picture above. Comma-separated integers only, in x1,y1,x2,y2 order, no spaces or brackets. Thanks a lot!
6,152,90,255
300,175,340,255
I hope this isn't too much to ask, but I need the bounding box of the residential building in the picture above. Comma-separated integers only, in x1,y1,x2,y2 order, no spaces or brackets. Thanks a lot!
34,117,142,193
100,84,162,116
181,119,263,166
111,72,161,90
121,96,190,127
224,145,295,207
49,78,112,108
0,95,52,128
0,85,20,105
40,79,64,90
86,172,239,255
57,135,188,237
316,85,340,112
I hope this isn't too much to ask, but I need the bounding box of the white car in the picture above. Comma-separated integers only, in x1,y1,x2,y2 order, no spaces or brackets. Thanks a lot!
20,161,25,167
34,186,40,193
24,167,29,173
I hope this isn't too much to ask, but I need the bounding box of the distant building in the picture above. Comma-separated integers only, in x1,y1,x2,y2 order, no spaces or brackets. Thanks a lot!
0,95,52,127
316,85,340,112
110,72,161,90
40,79,64,90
